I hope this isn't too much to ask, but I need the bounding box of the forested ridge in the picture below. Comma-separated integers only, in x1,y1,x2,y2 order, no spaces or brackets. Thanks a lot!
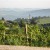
0,17,50,47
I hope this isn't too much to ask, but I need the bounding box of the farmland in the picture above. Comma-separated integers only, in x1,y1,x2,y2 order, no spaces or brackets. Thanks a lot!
0,17,50,47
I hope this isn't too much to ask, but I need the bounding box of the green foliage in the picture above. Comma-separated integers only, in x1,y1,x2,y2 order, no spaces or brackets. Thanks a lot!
0,19,50,47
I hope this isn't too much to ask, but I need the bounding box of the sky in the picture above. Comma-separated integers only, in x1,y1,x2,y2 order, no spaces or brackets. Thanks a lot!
0,0,50,9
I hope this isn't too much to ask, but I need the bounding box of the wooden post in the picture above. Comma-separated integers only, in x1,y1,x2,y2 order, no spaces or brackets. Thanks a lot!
25,24,28,45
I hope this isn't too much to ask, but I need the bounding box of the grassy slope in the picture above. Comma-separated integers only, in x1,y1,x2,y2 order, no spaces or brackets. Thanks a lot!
37,17,50,24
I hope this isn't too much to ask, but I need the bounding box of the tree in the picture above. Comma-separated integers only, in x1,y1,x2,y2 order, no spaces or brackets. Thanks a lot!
19,19,26,27
30,17,37,24
2,17,5,21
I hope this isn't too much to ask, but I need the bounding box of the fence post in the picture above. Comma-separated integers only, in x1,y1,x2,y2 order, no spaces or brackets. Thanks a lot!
25,24,29,45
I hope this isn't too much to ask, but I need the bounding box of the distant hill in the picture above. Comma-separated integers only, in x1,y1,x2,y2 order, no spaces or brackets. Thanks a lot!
30,9,50,17
0,8,50,20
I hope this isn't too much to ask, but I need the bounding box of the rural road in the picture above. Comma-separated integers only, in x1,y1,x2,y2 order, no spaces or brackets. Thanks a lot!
0,45,50,50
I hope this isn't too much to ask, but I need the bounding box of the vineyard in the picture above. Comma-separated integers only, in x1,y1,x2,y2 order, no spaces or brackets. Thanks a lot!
0,17,50,47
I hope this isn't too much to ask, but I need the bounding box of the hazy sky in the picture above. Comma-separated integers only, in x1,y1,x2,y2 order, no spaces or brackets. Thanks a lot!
0,0,50,8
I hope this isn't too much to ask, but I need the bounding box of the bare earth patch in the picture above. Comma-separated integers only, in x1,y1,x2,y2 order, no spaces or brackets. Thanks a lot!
0,45,50,50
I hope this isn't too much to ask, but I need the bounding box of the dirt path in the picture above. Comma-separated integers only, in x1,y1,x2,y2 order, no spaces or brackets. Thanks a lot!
0,45,50,50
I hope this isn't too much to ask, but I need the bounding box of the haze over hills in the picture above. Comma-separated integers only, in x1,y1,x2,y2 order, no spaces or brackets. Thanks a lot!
0,8,50,20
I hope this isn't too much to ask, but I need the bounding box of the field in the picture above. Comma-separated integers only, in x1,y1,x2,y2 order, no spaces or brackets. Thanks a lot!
0,45,50,50
38,17,50,24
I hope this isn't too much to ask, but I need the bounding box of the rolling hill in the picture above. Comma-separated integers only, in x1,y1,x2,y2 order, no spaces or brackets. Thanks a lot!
0,8,50,20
